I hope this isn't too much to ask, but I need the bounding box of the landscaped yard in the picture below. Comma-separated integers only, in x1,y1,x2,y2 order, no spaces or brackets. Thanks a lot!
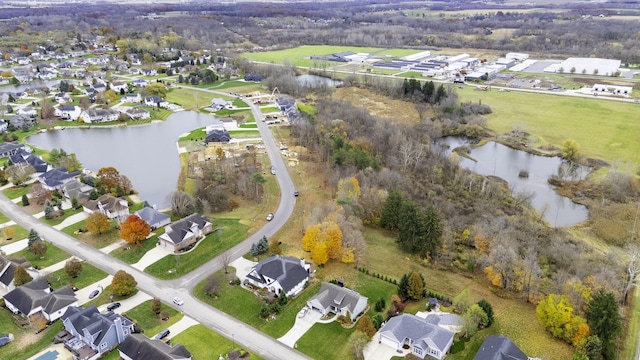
145,218,249,279
2,183,33,200
109,229,165,264
297,321,354,359
47,261,109,290
172,324,265,359
41,207,83,226
0,309,64,360
62,220,122,248
12,242,70,269
123,299,183,337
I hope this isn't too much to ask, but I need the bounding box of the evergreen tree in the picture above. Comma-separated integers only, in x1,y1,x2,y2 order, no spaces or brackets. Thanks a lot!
477,299,495,326
585,289,621,359
28,229,41,250
21,194,29,206
380,190,403,232
44,200,54,219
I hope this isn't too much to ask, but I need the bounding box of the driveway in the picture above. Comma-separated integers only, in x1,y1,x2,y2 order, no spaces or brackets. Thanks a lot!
229,257,257,283
100,290,152,314
0,238,28,255
157,315,199,340
277,308,322,347
76,275,113,305
53,211,88,230
131,244,172,271
363,339,409,360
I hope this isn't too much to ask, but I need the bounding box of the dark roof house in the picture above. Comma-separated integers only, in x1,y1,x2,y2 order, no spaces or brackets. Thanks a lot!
473,335,533,360
0,142,28,158
378,313,455,360
204,129,231,144
134,207,171,230
306,282,368,321
39,168,80,190
62,305,134,356
158,213,212,252
245,255,311,297
3,277,78,322
119,333,192,360
9,149,52,173
0,254,33,291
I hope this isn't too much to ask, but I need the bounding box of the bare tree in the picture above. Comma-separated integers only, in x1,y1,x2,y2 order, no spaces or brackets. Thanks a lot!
6,163,35,186
220,250,232,274
170,191,194,218
623,245,640,305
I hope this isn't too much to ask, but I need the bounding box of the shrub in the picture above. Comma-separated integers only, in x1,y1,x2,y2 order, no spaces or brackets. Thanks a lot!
450,340,465,354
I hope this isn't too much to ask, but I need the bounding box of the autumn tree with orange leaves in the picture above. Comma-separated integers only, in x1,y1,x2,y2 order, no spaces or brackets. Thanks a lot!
120,215,151,245
301,221,352,265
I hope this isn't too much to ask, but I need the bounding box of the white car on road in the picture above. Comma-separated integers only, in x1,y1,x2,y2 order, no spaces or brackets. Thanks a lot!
173,297,184,306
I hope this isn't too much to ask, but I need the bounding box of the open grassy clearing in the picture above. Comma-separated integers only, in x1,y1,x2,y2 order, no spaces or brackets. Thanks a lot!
242,45,385,68
0,315,63,360
61,220,122,248
457,86,640,167
145,218,250,279
621,289,640,360
0,225,28,246
41,207,83,227
297,321,353,359
2,183,33,199
372,48,424,57
166,87,212,110
178,126,208,142
228,129,261,139
47,261,109,290
172,324,265,360
123,300,183,336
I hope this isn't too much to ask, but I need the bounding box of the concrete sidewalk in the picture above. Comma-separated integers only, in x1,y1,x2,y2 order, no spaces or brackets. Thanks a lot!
131,245,172,271
53,211,88,230
0,238,28,255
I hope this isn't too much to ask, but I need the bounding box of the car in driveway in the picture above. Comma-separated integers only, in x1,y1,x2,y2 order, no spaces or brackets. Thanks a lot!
297,307,308,319
88,289,100,299
173,297,184,306
106,302,121,311
155,329,170,340
266,213,274,221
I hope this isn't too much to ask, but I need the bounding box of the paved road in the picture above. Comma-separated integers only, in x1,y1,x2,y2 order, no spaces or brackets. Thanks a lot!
0,96,309,359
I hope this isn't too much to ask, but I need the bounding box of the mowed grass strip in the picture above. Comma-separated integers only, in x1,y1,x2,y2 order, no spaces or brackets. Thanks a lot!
457,86,640,165
12,241,70,268
171,324,265,360
145,218,249,279
124,300,183,337
62,220,122,248
109,228,166,264
296,321,353,359
2,183,32,199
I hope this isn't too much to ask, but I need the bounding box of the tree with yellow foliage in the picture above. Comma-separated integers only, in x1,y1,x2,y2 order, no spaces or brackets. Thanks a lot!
302,221,346,265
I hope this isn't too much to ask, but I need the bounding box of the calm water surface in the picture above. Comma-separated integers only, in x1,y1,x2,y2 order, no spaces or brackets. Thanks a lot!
27,111,221,208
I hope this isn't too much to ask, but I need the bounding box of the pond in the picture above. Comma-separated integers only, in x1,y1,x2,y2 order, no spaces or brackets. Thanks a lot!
296,74,342,88
435,137,590,227
26,111,223,209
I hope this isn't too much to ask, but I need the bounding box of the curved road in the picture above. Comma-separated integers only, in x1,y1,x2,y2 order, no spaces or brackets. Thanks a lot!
0,99,308,360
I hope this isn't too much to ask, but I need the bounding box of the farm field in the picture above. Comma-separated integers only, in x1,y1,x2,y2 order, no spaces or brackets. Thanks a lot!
457,86,640,168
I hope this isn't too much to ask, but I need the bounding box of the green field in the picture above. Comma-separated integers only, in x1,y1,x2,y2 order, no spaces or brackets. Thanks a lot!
242,45,386,68
172,325,265,360
458,87,640,168
166,88,212,110
123,300,183,336
47,261,109,290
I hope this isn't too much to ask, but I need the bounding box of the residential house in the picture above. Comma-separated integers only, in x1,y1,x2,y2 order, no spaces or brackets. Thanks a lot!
55,105,82,121
17,107,37,117
145,96,169,108
134,206,171,230
9,149,52,173
204,129,231,144
37,71,57,80
0,254,34,292
125,107,151,120
3,277,78,322
158,213,213,252
245,255,311,297
378,313,455,360
0,120,7,132
119,334,192,360
275,96,296,112
39,168,80,191
84,87,96,96
92,83,107,93
62,305,134,356
0,142,28,158
17,57,31,65
110,81,127,93
61,179,94,202
54,92,71,104
473,335,538,360
306,282,367,321
80,108,120,123
122,93,142,104
7,114,37,129
132,79,149,88
210,98,231,111
83,194,130,221
142,69,158,76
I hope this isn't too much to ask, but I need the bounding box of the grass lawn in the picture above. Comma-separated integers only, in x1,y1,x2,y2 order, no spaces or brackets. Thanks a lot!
296,321,354,359
172,324,265,359
215,108,252,117
457,86,640,166
148,107,172,120
178,126,208,142
228,129,261,139
109,229,165,264
232,98,248,107
61,220,121,248
145,218,249,279
47,261,109,290
260,282,322,338
242,45,385,68
166,87,211,110
620,288,640,360
0,224,29,246
239,123,258,128
0,314,63,360
123,300,183,336
41,207,83,227
12,242,70,269
2,183,32,200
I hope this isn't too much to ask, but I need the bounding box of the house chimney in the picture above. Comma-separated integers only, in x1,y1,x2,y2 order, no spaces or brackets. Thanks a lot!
300,257,305,268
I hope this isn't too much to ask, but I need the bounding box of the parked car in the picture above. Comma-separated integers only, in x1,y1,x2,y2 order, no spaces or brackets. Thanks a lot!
173,297,184,306
155,329,170,340
107,302,121,311
270,165,276,175
88,289,100,299
0,334,12,347
294,190,299,197
297,307,308,319
266,213,274,221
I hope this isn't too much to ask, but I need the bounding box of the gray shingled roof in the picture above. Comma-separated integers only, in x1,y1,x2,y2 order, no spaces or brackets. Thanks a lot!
248,255,309,293
3,278,76,316
134,207,170,228
0,255,32,286
472,335,529,360
39,168,80,188
62,305,133,346
119,334,192,360
161,214,211,245
308,282,367,315
379,313,454,354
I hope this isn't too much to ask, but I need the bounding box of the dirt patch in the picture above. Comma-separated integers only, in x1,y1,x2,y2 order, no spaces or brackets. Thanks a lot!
15,332,39,349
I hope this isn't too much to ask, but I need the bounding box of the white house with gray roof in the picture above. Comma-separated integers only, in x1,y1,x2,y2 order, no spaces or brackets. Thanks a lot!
158,213,212,252
134,206,171,230
245,255,311,297
306,282,367,321
62,305,134,356
119,333,192,360
378,313,455,360
3,277,78,322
